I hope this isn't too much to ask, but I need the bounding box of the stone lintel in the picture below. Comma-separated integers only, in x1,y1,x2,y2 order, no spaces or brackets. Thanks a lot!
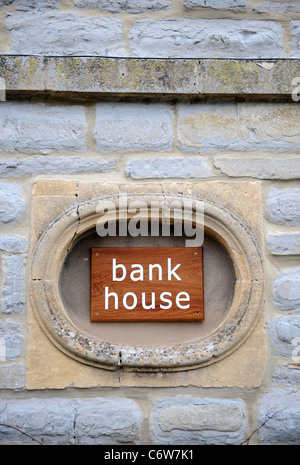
0,55,299,100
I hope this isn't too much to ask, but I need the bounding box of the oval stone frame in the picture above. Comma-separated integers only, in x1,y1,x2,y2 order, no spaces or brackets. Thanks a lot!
29,191,265,372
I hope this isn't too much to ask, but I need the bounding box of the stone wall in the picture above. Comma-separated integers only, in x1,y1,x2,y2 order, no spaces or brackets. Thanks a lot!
0,0,299,446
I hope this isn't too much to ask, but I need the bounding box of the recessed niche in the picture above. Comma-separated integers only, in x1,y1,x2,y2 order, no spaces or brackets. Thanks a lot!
59,227,235,347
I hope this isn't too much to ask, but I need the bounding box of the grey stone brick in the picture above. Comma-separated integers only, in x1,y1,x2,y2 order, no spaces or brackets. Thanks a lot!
0,398,142,445
130,18,285,58
0,102,86,154
0,321,23,360
0,157,117,178
125,158,213,179
267,187,300,226
74,0,170,13
273,365,300,386
214,157,300,179
0,236,28,254
0,181,25,225
291,21,300,58
255,2,300,14
1,255,25,314
95,102,173,153
267,233,300,256
0,364,25,389
258,388,300,444
184,0,247,10
273,267,300,312
268,315,300,358
0,0,59,9
151,397,246,445
6,12,126,56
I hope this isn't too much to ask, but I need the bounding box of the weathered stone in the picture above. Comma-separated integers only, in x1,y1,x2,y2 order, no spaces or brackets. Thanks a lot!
273,365,300,386
125,158,213,179
179,102,300,153
273,268,300,312
1,255,25,314
0,236,28,254
0,321,23,360
74,0,170,13
0,0,59,9
0,398,142,445
95,102,173,152
0,181,25,224
267,187,300,226
0,157,117,177
0,364,25,389
184,0,247,10
151,397,246,444
0,102,86,154
214,157,300,179
267,233,300,256
258,388,300,444
291,21,300,58
254,2,300,14
268,316,300,358
130,18,285,58
6,13,126,56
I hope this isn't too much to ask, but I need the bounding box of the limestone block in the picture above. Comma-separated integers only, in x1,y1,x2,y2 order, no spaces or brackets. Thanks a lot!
273,268,300,312
95,102,173,153
0,157,117,178
130,18,285,58
0,102,86,154
0,236,27,254
74,0,170,13
268,315,300,358
125,158,213,179
258,388,300,444
0,398,142,445
0,181,25,224
0,0,59,9
0,364,25,389
184,0,247,10
151,397,246,444
273,366,300,386
267,233,300,256
267,187,300,226
0,321,23,360
214,157,300,179
255,2,300,14
6,12,126,56
291,21,300,58
178,102,300,153
1,255,25,314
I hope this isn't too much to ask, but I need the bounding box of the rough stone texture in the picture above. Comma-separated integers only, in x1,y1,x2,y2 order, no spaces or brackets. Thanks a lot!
0,236,28,254
291,21,300,58
184,0,247,10
273,268,300,312
214,157,300,179
0,102,87,154
95,102,173,152
151,397,246,444
125,158,213,179
178,102,300,153
0,0,59,9
255,2,300,14
130,18,285,58
1,255,25,314
0,321,23,360
6,13,126,56
267,187,300,226
0,398,142,445
258,388,300,444
0,364,25,389
273,365,300,386
267,233,300,256
268,316,300,358
0,181,25,224
0,157,117,178
74,0,170,13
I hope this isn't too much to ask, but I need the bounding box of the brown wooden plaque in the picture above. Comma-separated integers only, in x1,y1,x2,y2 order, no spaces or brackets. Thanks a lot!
90,247,204,322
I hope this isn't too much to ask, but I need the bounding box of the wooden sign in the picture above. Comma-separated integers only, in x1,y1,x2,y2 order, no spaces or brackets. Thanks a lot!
90,247,204,322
